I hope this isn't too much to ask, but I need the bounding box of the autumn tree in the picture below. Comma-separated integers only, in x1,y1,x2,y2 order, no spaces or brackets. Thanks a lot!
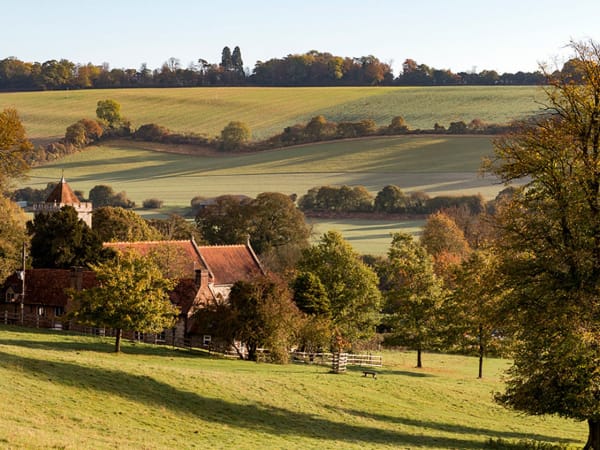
200,275,301,362
96,99,122,128
384,232,444,368
69,252,178,352
92,206,162,242
27,206,112,269
220,121,251,151
297,231,382,348
488,40,600,449
451,248,507,378
420,211,470,285
0,108,33,190
0,196,28,281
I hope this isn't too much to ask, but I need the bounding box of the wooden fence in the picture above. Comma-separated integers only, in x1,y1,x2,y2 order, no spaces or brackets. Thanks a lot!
291,351,382,368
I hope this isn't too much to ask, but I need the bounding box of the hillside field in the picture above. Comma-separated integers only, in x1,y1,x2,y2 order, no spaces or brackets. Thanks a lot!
0,326,585,449
0,86,544,143
22,135,504,254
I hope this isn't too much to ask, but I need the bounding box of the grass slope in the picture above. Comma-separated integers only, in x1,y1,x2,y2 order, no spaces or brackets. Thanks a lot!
0,326,584,449
23,135,502,255
25,135,499,203
0,86,544,142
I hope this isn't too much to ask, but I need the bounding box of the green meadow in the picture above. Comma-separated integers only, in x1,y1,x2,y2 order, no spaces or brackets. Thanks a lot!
0,326,585,449
1,86,543,143
23,135,501,254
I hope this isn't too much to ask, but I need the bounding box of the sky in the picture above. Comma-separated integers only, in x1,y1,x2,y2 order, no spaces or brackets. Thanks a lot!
3,0,600,76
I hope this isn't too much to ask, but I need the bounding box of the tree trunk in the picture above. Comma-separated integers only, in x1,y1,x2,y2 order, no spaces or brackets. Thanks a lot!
478,323,484,379
114,328,122,353
584,419,600,450
416,347,422,368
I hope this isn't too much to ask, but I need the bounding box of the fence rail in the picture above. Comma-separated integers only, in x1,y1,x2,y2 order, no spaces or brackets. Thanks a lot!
291,351,382,367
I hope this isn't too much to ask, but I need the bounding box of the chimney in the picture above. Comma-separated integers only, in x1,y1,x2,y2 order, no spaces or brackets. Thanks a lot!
70,266,84,291
195,269,210,288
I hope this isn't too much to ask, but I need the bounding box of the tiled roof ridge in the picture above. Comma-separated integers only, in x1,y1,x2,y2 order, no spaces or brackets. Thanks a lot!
103,240,191,245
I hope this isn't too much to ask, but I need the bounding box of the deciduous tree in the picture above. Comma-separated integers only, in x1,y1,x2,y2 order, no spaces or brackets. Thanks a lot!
0,196,28,281
220,121,250,151
488,40,600,448
27,206,111,269
384,232,444,368
92,206,162,242
69,252,178,352
95,99,122,128
0,108,33,189
297,231,381,348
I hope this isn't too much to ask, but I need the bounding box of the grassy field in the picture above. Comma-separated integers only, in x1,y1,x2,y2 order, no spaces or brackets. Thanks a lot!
22,134,502,255
0,326,585,449
0,86,544,142
24,135,500,202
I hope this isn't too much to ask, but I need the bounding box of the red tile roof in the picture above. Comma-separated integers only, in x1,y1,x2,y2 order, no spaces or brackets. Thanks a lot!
103,240,207,279
104,240,264,286
196,244,264,285
45,177,81,204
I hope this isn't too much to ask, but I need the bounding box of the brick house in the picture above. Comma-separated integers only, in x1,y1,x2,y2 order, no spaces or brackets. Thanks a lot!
1,239,265,348
103,239,265,347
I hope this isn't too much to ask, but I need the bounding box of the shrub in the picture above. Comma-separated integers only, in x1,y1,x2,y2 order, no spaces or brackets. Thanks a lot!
220,121,251,151
142,198,164,209
135,123,170,141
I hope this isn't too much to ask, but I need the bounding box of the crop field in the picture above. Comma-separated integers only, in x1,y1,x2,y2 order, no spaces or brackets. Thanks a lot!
0,326,584,449
0,86,544,143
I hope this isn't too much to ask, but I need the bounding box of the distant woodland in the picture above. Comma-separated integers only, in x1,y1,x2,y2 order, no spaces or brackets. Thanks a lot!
0,46,575,91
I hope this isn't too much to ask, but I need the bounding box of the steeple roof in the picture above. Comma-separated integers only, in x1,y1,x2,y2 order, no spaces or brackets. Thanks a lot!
45,176,80,204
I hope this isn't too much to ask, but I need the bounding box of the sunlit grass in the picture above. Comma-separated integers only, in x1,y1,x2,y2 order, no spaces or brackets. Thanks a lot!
0,86,544,143
0,326,585,449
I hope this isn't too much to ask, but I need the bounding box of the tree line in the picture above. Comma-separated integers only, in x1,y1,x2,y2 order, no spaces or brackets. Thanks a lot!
2,46,578,91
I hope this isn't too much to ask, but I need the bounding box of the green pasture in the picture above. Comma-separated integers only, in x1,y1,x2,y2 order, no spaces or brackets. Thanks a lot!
23,135,502,203
0,86,544,143
0,326,585,449
21,135,506,255
309,218,426,256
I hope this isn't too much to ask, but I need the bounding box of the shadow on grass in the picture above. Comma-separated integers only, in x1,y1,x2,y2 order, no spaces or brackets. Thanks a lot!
335,407,580,446
0,348,558,449
345,366,434,378
0,327,202,358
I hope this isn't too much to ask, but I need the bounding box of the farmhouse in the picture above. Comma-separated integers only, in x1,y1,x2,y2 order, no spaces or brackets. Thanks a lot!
0,239,265,347
104,239,265,346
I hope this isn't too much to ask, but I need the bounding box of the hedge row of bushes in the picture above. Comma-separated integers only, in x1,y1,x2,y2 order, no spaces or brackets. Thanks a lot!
298,184,487,215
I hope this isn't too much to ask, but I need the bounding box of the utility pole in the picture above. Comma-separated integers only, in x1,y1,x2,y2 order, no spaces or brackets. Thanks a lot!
20,242,26,325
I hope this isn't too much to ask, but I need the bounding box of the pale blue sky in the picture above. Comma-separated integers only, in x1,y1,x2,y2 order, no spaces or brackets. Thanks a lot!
3,0,599,76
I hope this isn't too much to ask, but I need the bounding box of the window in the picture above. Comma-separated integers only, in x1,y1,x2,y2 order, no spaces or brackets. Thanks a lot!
54,306,64,317
203,335,212,346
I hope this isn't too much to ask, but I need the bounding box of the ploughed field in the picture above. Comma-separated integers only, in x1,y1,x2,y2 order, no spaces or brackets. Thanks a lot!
0,326,584,449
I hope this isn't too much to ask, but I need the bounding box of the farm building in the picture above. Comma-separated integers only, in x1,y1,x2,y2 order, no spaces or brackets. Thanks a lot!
0,239,265,348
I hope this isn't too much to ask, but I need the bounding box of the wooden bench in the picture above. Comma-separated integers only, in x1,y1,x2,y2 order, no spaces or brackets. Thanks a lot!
362,370,377,379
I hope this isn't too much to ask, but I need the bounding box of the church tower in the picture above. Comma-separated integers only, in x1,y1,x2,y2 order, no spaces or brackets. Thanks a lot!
32,176,93,227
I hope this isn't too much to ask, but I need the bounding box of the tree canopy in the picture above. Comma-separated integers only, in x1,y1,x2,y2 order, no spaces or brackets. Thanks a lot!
69,252,178,352
0,108,33,189
488,40,600,449
383,232,444,368
0,196,28,281
297,231,381,348
27,206,111,269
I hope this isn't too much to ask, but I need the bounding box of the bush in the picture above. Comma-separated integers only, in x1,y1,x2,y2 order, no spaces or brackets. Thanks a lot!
220,121,251,151
142,198,164,209
135,123,170,141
